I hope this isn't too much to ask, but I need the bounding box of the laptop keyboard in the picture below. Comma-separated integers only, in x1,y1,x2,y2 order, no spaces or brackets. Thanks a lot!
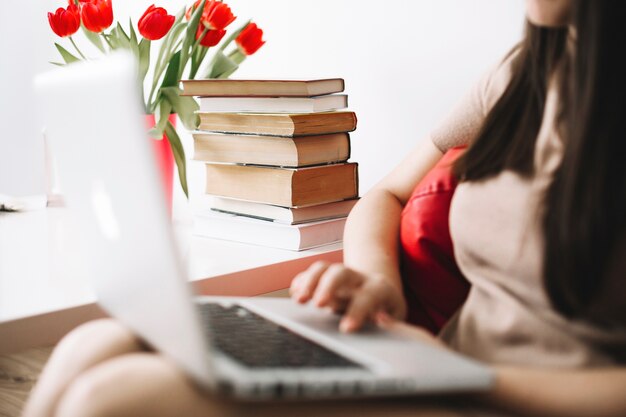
198,303,363,369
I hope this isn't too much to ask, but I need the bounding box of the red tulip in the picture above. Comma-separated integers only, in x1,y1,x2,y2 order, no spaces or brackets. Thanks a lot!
236,23,265,55
187,0,235,30
185,0,200,21
187,0,234,48
81,0,113,33
48,4,81,38
196,27,226,47
202,1,236,30
138,5,175,40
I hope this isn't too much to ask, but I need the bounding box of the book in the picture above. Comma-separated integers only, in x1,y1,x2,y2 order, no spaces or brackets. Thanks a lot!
193,211,347,251
205,197,359,225
192,132,350,167
181,78,345,97
198,94,348,113
204,162,359,207
197,111,357,137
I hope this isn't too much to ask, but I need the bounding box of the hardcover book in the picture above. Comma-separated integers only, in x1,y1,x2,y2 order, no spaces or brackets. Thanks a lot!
204,162,359,207
196,111,357,137
198,94,348,113
205,197,359,225
181,78,345,97
194,211,347,251
192,132,351,167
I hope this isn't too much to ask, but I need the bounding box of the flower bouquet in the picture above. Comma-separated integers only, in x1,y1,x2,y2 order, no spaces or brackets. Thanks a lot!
47,0,265,197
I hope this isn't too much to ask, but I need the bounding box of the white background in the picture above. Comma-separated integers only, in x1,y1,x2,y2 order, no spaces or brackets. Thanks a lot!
1,0,524,207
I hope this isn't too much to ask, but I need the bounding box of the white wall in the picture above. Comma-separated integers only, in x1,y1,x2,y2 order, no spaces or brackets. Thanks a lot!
0,1,49,196
8,0,525,204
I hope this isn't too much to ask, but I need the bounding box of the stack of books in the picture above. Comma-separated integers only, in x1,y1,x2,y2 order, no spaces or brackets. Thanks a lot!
181,78,359,251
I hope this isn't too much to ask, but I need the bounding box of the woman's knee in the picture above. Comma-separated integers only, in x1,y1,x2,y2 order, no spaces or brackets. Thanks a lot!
53,353,146,417
53,353,204,417
54,319,141,360
60,319,136,349
53,365,118,417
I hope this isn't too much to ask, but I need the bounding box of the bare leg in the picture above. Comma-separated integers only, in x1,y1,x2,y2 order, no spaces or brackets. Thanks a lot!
22,319,143,417
24,320,472,417
53,352,466,417
54,353,223,417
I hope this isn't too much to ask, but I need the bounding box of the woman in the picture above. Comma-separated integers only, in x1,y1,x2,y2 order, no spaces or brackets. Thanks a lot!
23,0,626,416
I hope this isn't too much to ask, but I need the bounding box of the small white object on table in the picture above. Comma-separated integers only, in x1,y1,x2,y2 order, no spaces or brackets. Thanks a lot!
0,208,341,354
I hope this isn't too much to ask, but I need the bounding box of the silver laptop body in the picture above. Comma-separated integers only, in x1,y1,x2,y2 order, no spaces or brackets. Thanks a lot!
35,52,493,400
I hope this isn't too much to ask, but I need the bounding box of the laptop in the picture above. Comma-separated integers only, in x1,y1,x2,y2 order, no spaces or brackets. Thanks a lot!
34,52,493,400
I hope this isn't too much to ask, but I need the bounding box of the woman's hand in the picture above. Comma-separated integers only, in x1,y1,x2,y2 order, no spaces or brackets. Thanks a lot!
289,261,407,333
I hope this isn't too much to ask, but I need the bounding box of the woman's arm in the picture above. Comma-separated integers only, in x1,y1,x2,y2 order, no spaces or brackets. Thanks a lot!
342,137,444,289
485,365,626,417
376,318,626,417
290,139,444,331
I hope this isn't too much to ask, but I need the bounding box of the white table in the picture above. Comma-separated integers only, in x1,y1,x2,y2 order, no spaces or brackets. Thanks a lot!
0,208,342,354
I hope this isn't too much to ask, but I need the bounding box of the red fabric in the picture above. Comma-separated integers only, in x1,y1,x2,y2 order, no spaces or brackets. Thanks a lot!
399,147,469,334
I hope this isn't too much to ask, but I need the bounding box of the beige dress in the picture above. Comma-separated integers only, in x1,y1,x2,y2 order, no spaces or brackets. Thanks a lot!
431,53,626,367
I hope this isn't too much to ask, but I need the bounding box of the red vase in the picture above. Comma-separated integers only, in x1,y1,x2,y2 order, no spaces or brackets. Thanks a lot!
146,113,177,212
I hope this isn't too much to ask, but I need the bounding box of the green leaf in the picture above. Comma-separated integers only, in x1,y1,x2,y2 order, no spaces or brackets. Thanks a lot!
105,32,119,49
108,28,120,49
179,0,206,79
138,38,151,83
149,100,173,138
227,49,247,66
161,50,181,89
49,61,65,67
129,19,140,58
110,23,131,50
160,86,199,130
205,50,239,79
155,10,186,73
165,121,189,198
116,22,130,42
82,25,106,53
54,43,80,64
153,9,186,72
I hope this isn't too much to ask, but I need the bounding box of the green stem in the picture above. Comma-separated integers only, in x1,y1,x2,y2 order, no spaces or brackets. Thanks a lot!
192,27,209,52
146,87,158,114
147,37,185,112
227,49,246,65
189,43,208,79
155,34,183,81
187,28,210,79
190,51,198,79
190,47,209,79
218,19,250,52
69,36,87,60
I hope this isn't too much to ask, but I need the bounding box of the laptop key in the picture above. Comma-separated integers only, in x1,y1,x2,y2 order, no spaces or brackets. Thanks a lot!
197,303,363,369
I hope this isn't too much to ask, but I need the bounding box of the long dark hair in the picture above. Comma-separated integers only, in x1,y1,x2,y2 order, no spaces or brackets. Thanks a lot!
454,0,626,325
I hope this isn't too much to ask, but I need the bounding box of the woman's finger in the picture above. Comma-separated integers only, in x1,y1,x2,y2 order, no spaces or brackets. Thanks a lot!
339,285,381,333
327,296,350,315
289,261,329,303
312,264,362,307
